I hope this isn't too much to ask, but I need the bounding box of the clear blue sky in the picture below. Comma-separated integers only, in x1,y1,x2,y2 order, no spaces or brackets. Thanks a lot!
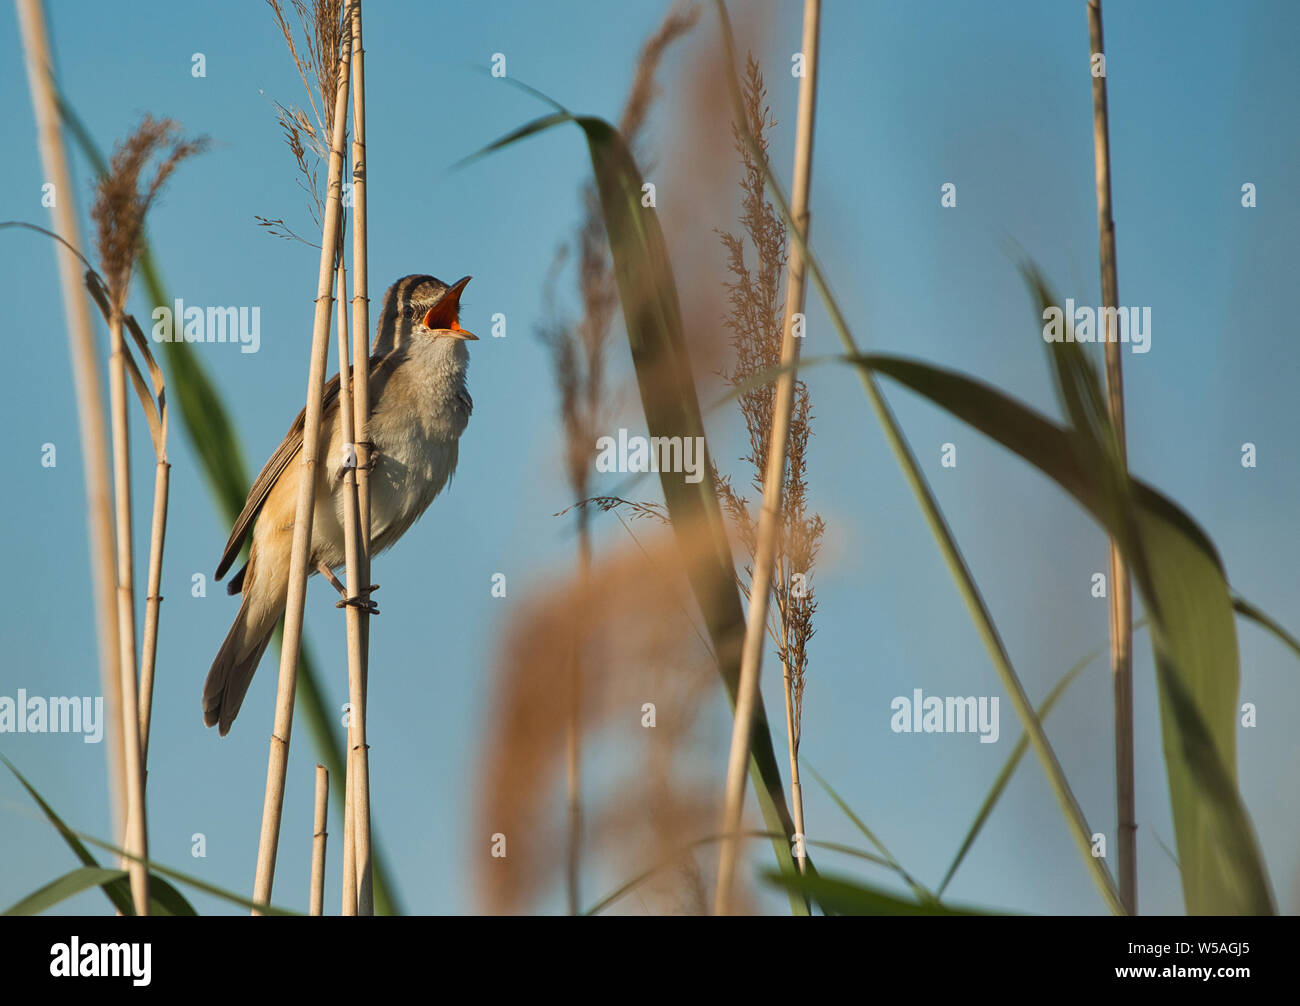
2,0,1298,915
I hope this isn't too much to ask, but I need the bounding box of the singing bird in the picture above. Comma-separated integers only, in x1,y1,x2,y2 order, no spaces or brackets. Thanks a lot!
202,274,476,735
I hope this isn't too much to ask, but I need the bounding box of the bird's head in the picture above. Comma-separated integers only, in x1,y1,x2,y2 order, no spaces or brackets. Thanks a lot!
375,274,476,354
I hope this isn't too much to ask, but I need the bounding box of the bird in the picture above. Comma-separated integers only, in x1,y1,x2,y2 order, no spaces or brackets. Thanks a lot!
202,274,476,735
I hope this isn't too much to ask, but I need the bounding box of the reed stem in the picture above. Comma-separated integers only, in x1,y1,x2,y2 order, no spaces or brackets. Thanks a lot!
310,764,328,915
715,0,821,915
138,454,169,767
1087,0,1135,916
334,250,374,915
347,0,375,916
15,0,126,858
107,307,149,915
251,35,352,913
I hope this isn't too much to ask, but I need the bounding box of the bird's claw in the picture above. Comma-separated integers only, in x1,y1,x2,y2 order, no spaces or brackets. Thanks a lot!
336,591,380,615
358,441,380,472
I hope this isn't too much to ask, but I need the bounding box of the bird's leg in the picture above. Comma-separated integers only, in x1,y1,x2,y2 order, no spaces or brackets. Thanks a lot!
316,560,380,615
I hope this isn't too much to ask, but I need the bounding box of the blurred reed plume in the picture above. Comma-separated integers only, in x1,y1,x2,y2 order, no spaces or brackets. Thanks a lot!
476,520,745,915
538,2,699,915
713,55,823,853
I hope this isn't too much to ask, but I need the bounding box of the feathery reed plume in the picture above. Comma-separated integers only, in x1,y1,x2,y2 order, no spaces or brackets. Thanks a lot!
90,115,204,915
476,520,729,915
252,0,351,912
538,2,700,915
715,0,821,915
1086,0,1135,914
16,0,125,853
713,55,823,876
310,764,329,915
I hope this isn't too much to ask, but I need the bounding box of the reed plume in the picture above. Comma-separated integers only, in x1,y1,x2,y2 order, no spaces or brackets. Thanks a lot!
712,57,823,875
476,520,735,915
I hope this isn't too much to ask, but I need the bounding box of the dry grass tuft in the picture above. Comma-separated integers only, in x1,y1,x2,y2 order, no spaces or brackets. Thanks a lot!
265,0,348,230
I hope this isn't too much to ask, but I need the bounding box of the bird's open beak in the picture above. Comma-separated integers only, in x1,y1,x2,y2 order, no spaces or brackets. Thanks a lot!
424,275,477,340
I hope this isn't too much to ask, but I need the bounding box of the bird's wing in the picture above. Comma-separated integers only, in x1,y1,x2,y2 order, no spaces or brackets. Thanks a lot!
214,371,342,580
214,351,398,581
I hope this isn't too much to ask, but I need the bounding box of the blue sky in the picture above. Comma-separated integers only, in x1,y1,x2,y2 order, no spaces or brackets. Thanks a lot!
2,0,1298,915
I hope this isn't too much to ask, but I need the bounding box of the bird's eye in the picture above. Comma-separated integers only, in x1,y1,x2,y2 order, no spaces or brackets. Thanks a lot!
402,306,415,321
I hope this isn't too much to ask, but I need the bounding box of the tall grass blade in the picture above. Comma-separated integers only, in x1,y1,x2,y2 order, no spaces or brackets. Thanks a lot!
763,870,998,916
76,833,298,915
862,345,1274,914
938,619,1150,898
585,831,890,917
3,867,127,916
804,764,933,903
1232,596,1300,662
2,755,130,914
4,756,198,915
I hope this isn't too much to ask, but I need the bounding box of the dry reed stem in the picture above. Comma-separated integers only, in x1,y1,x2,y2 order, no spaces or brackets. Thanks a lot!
79,273,173,769
341,732,356,914
347,0,372,701
310,764,329,914
137,455,169,767
309,769,327,920
15,0,126,856
1087,0,1135,915
107,306,149,915
252,20,352,913
346,0,375,916
715,0,821,915
333,250,374,915
120,284,174,772
337,258,358,918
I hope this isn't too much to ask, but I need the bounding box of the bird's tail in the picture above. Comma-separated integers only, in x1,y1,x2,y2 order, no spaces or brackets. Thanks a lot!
202,561,285,735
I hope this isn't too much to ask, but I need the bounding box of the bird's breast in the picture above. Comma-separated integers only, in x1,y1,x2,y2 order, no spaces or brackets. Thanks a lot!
362,404,462,552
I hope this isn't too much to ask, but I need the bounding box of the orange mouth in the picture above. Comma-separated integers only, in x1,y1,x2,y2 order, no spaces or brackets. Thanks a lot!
422,275,476,338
